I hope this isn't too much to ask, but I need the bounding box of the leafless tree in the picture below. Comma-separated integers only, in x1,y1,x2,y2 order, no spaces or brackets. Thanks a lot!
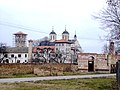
34,48,65,63
102,43,109,54
94,0,120,40
33,36,49,46
0,43,7,63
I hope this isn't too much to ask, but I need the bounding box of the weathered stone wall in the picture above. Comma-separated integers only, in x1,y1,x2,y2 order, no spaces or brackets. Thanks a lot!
34,64,64,76
96,54,109,71
78,53,97,72
78,53,110,72
0,63,77,75
0,64,33,75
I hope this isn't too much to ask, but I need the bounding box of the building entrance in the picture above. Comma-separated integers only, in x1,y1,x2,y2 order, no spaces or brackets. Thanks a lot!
88,60,94,72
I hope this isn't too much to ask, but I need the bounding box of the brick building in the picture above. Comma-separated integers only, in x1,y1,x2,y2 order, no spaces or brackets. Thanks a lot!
78,53,118,73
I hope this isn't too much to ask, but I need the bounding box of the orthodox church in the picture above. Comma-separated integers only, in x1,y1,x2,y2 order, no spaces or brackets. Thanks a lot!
39,26,82,53
34,26,82,63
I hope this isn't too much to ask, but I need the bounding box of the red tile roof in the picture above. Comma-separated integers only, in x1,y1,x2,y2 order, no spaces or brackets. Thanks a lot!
116,55,120,60
55,39,69,43
78,53,97,55
33,46,55,53
14,31,27,35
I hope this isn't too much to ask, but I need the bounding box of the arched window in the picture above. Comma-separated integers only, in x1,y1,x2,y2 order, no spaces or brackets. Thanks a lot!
89,56,95,60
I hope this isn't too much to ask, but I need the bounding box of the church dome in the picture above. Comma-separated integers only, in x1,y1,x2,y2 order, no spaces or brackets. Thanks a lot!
74,34,77,38
62,30,69,34
50,30,56,34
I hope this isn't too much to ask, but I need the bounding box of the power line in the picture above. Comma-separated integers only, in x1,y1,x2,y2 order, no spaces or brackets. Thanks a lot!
0,21,48,34
0,21,107,41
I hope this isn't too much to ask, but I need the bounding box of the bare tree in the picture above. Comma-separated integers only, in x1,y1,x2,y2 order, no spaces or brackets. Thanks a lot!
33,36,49,46
102,43,109,54
94,0,120,40
33,39,41,46
33,48,63,63
0,43,7,63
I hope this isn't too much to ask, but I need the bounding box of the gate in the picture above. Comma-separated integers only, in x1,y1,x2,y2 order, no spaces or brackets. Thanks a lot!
88,61,94,72
111,64,116,73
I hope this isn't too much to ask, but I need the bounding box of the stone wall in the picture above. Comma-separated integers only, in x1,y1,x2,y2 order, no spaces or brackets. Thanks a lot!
78,53,110,72
96,54,109,71
78,53,97,72
0,63,77,75
0,64,33,75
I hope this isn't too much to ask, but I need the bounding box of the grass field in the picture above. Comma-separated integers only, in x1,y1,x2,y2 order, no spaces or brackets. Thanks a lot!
0,74,37,78
0,72,107,78
0,77,118,90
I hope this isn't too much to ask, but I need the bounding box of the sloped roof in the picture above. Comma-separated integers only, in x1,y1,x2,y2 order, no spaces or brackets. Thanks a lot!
78,53,98,55
33,46,55,53
14,31,27,35
117,55,120,60
5,47,28,53
55,39,69,43
69,39,76,44
39,40,55,46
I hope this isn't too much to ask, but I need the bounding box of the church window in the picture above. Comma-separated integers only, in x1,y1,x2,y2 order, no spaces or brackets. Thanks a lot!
62,35,64,39
51,36,52,40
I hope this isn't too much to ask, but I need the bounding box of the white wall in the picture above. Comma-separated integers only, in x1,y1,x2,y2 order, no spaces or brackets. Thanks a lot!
3,53,28,63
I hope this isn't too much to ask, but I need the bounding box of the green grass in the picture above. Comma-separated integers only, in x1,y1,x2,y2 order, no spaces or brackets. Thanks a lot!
0,77,118,90
0,72,107,78
0,74,37,78
63,71,106,76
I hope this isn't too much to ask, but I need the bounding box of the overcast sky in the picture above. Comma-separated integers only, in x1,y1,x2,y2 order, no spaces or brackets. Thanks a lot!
0,0,108,53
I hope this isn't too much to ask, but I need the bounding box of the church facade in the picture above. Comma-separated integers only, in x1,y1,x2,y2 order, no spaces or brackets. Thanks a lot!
33,26,82,63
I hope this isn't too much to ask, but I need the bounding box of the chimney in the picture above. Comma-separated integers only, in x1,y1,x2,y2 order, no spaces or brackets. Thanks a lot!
28,40,33,63
109,41,115,55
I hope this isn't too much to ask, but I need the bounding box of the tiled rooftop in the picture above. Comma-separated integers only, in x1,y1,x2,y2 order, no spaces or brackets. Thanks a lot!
55,39,69,43
14,31,27,35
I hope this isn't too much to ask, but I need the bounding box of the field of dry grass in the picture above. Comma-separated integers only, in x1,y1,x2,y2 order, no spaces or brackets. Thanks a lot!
0,77,118,90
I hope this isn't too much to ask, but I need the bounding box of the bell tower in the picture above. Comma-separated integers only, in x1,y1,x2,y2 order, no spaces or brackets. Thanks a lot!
49,26,57,42
74,30,77,40
13,31,27,47
62,25,69,41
